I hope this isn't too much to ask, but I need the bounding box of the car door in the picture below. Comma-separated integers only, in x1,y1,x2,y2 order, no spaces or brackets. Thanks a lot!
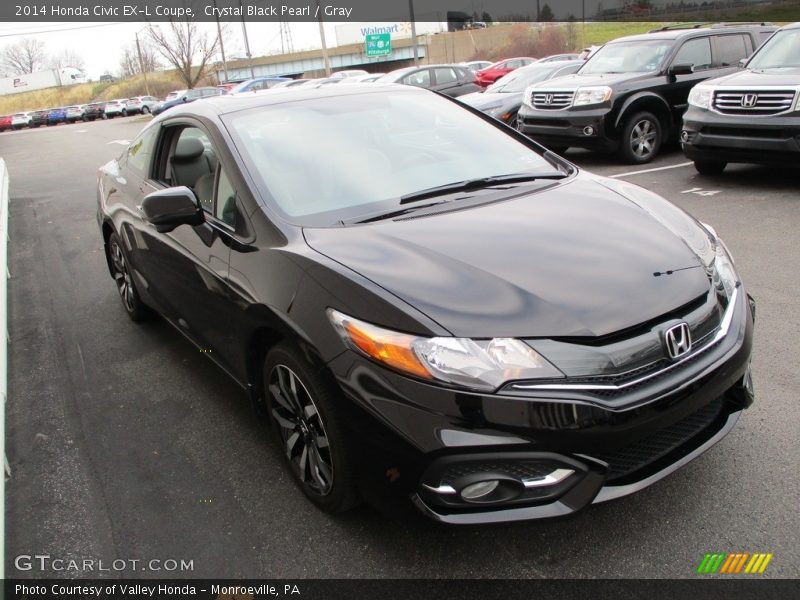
431,66,465,96
661,36,716,119
133,121,243,373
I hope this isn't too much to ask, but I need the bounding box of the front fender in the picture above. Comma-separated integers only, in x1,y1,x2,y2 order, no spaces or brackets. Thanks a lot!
613,92,673,132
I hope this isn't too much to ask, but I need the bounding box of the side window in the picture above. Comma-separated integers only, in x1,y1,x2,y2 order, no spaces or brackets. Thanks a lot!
126,126,159,179
714,34,750,66
672,37,712,71
169,127,217,213
403,69,431,88
433,67,458,85
215,168,237,227
505,60,521,69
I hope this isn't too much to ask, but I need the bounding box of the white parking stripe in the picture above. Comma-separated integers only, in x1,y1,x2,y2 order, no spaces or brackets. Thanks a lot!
610,161,693,179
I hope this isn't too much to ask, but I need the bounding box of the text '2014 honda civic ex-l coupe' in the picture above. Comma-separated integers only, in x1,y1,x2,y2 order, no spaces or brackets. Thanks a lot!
97,85,754,524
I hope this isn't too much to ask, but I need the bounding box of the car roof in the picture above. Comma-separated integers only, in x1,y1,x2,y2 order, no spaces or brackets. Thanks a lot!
153,84,428,120
612,23,776,43
781,22,800,30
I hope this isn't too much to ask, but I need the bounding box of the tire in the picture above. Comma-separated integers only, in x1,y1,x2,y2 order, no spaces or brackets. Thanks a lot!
142,105,150,114
121,110,127,117
693,160,727,175
107,232,150,322
618,111,662,164
263,343,359,514
506,113,518,129
102,113,108,120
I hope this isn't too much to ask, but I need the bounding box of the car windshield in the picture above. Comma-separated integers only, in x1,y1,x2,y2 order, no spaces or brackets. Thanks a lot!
487,65,570,92
579,40,673,74
225,91,560,226
747,28,800,68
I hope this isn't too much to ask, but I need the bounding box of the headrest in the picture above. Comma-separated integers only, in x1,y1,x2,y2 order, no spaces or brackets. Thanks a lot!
174,137,205,162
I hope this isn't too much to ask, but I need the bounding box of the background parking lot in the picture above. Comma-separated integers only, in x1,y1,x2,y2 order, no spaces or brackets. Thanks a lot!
3,117,798,578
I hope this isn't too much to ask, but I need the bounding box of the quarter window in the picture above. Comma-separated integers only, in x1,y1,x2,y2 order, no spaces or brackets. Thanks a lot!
672,38,712,71
215,168,237,227
126,126,159,179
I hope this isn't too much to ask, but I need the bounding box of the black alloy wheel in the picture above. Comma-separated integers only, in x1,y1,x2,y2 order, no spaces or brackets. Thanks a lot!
264,344,359,513
107,233,150,322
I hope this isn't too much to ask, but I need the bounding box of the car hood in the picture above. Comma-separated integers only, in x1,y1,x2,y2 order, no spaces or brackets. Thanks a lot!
705,66,800,87
460,91,523,110
532,71,647,90
304,174,713,338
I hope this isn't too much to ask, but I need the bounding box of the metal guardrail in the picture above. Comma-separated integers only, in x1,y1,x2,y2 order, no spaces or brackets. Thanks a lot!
1,157,9,581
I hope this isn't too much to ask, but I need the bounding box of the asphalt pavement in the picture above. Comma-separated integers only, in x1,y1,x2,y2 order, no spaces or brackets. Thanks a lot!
2,117,798,579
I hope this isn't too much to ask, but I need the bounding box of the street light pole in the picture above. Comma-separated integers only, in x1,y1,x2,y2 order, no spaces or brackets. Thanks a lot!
409,0,419,66
135,29,151,96
239,0,256,79
315,0,331,76
213,0,229,83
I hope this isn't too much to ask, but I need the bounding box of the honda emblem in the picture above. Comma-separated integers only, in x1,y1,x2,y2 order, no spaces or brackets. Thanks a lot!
665,323,692,359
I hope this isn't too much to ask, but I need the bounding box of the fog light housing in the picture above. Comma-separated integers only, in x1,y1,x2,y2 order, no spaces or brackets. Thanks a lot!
681,130,690,142
460,480,499,500
583,126,595,136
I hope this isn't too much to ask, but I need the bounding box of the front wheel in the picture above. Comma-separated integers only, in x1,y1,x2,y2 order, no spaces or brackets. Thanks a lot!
107,233,150,322
142,106,150,114
693,160,727,175
618,111,662,164
264,343,359,514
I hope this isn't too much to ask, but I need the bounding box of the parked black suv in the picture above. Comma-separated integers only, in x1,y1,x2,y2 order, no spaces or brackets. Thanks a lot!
517,23,776,163
681,22,800,174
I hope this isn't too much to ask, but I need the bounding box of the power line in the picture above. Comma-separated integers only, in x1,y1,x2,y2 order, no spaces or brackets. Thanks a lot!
0,23,126,38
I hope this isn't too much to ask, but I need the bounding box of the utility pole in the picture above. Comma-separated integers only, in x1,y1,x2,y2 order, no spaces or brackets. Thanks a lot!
213,0,229,83
409,0,419,65
315,1,331,76
135,30,151,96
239,0,256,79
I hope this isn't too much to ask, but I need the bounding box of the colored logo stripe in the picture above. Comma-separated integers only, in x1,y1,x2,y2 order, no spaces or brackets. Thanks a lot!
697,553,773,574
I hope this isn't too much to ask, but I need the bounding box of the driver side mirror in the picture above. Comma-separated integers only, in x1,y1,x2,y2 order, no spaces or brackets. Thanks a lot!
738,58,748,68
668,63,694,77
141,186,205,233
182,95,189,102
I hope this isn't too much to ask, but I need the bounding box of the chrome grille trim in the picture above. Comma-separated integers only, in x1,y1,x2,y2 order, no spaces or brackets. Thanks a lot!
511,287,739,392
531,91,575,110
712,89,796,116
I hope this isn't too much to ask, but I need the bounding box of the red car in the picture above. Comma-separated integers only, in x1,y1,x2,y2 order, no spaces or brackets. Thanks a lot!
475,57,537,87
0,115,12,132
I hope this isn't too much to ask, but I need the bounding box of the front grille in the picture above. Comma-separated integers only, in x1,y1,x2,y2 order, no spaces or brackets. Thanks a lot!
440,461,552,487
531,91,574,109
713,90,796,116
594,396,725,482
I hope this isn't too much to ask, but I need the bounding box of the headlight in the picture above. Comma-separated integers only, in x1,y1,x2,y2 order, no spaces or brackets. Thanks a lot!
689,85,713,109
328,310,564,391
573,86,612,106
482,104,504,116
710,238,738,299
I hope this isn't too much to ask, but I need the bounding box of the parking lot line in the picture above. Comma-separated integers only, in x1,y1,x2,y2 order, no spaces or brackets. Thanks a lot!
610,161,693,179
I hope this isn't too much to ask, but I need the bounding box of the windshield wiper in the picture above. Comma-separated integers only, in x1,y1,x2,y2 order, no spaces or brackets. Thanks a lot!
348,201,449,224
399,172,566,204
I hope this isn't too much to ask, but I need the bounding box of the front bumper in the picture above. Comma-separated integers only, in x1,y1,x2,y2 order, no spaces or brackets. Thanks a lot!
682,106,800,165
327,288,755,524
517,104,617,150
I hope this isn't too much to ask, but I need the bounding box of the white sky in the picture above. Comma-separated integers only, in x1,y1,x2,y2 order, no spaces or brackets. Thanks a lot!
0,21,352,79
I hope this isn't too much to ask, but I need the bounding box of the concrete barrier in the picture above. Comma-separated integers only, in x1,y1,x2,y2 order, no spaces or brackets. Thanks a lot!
0,156,8,580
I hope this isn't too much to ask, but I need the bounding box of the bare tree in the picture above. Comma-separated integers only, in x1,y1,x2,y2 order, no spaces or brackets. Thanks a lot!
148,22,220,89
48,49,87,72
119,42,161,79
1,38,47,75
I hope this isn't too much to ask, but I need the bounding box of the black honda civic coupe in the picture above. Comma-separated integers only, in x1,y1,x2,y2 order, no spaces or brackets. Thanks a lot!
97,85,754,524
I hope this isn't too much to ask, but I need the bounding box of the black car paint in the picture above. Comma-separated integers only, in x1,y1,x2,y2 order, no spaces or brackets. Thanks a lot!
97,86,754,523
517,26,774,151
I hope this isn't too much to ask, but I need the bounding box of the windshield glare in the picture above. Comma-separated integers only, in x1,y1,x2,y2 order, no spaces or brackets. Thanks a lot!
747,29,800,68
580,40,673,74
225,91,557,225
